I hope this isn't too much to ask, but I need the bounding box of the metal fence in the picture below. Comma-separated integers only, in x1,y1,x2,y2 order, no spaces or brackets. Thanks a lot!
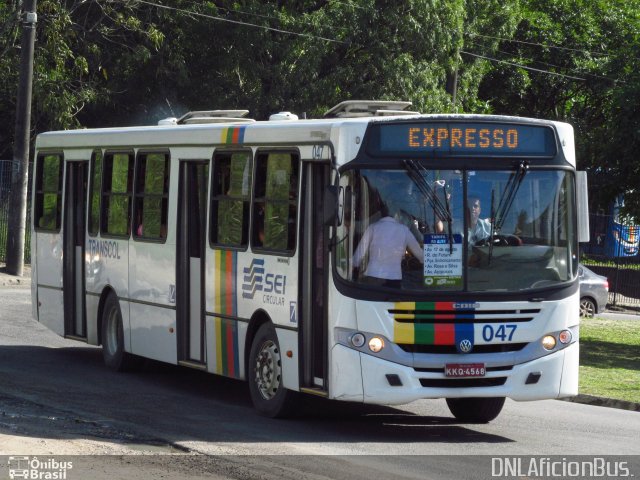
580,211,640,310
0,159,32,264
583,255,640,310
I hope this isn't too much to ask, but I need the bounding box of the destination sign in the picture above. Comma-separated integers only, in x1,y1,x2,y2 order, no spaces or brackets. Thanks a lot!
375,122,556,156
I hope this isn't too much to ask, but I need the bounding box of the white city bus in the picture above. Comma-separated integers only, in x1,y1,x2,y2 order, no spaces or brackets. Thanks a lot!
31,101,589,422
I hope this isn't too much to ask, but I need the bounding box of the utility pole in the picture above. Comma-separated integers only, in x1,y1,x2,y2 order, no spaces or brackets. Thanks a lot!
5,0,37,276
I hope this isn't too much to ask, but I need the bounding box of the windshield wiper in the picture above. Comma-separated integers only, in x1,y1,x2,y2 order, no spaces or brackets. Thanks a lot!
489,189,496,263
403,159,454,253
493,161,529,234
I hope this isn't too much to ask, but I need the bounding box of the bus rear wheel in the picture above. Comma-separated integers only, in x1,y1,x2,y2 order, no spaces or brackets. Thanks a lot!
101,294,139,371
248,323,296,418
446,397,505,423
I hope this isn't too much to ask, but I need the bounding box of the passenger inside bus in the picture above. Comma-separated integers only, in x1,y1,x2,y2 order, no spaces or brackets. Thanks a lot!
352,202,424,288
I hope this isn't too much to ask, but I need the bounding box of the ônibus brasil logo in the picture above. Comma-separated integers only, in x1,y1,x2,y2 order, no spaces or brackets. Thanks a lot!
8,456,73,480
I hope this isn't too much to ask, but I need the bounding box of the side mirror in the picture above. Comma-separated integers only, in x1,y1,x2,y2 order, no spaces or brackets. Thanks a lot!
576,171,589,243
323,185,341,226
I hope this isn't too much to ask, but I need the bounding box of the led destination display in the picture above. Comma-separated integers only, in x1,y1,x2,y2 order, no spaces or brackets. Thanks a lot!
376,122,557,156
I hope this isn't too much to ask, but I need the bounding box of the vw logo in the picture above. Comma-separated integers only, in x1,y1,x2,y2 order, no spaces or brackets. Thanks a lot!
459,339,473,353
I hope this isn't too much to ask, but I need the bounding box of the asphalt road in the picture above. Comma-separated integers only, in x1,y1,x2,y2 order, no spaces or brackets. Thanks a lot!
1,285,639,479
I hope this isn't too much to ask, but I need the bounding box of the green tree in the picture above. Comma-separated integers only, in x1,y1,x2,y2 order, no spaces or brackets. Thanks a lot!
580,3,640,217
0,0,164,157
473,0,640,215
81,0,495,123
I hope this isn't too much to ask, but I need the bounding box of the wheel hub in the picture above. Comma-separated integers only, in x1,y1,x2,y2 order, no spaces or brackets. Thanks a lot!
254,340,282,400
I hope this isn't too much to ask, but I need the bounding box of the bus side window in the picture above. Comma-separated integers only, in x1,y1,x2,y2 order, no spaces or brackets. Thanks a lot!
210,150,252,248
253,151,299,252
34,153,63,232
133,151,170,241
101,151,134,237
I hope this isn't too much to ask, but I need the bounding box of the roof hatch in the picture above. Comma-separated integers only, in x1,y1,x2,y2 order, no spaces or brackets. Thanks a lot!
323,100,419,118
158,110,255,125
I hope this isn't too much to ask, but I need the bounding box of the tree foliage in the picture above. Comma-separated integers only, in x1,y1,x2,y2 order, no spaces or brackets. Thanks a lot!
1,0,639,217
0,0,163,156
474,0,640,215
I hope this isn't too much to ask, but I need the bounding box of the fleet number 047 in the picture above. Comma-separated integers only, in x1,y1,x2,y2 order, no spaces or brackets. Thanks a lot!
482,324,517,342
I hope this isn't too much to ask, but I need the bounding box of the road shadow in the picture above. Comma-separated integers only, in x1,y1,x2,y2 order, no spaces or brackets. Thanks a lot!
0,344,515,449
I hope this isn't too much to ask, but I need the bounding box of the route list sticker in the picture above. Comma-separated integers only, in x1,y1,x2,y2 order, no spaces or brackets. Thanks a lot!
423,234,463,287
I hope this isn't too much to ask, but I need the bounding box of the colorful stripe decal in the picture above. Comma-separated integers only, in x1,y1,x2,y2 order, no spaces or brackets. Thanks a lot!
393,301,477,346
215,317,239,377
394,322,475,346
214,249,237,316
220,126,246,144
213,249,239,377
454,323,474,353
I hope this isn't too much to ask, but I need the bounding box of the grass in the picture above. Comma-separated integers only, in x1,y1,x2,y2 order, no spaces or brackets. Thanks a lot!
579,317,640,403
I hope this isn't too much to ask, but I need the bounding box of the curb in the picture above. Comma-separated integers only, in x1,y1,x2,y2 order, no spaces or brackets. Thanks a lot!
0,276,30,286
562,394,640,412
0,264,31,287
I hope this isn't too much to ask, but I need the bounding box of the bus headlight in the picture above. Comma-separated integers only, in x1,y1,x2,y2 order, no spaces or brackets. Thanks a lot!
542,335,557,350
368,337,385,353
350,333,366,348
558,330,572,344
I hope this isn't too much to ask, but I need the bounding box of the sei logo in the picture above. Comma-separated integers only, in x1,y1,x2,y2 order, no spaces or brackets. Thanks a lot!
242,258,287,305
263,272,286,294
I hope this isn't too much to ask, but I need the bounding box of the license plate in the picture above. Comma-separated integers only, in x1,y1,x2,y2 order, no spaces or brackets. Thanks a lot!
444,363,486,377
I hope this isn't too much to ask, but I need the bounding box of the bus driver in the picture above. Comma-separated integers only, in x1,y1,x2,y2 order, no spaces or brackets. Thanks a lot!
467,195,492,245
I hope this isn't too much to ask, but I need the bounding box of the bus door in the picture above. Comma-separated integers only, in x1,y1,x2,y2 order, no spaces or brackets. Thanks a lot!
62,161,88,339
176,160,209,366
300,163,329,391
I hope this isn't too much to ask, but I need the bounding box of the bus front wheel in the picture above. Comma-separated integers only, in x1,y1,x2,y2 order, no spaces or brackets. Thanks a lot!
248,323,296,417
101,294,138,371
446,397,505,423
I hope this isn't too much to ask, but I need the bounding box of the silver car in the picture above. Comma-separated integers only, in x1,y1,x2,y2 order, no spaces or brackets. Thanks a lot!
579,264,609,317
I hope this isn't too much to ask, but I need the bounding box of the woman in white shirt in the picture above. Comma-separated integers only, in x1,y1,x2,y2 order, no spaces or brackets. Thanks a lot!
353,211,423,288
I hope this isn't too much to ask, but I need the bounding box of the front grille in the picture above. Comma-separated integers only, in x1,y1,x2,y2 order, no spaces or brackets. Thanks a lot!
399,343,527,354
419,377,507,388
389,305,540,324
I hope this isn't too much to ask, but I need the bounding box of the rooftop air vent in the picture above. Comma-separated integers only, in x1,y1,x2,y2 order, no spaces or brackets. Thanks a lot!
324,100,419,118
269,111,299,121
158,117,178,126
173,110,255,125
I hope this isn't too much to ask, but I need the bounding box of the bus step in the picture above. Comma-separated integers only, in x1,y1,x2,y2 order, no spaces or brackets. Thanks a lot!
299,387,328,397
64,334,88,342
178,360,208,371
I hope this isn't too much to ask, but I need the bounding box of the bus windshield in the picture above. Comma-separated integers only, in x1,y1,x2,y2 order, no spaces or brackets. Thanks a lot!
336,167,577,292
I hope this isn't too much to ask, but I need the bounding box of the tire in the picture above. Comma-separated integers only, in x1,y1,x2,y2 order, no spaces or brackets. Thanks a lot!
580,297,596,318
248,323,296,418
446,397,505,423
101,294,139,371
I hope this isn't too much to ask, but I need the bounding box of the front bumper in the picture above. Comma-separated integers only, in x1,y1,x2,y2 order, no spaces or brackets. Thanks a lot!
329,341,579,405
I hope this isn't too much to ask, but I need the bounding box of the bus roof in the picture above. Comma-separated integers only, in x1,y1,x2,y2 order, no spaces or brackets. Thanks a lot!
35,113,570,151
